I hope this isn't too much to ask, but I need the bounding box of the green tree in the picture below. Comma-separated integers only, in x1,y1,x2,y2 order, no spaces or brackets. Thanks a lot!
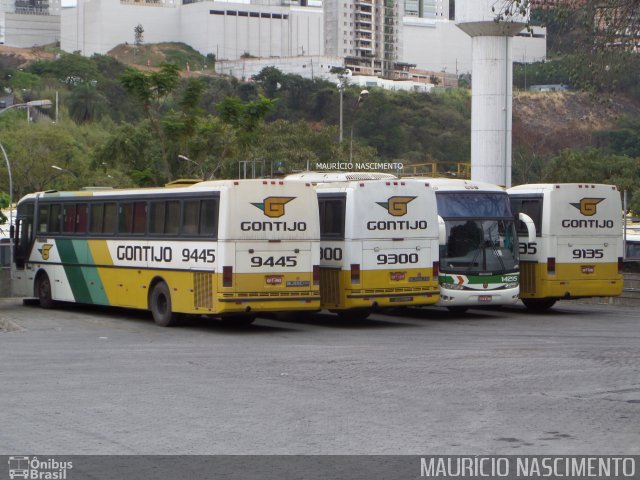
543,148,640,213
68,83,107,124
0,192,8,225
120,63,181,179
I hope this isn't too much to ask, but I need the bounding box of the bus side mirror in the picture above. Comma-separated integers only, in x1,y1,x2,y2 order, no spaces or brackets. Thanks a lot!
10,224,14,239
437,215,446,246
519,213,536,243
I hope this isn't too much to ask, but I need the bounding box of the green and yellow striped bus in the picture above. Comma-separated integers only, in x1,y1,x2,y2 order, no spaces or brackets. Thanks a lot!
11,180,321,326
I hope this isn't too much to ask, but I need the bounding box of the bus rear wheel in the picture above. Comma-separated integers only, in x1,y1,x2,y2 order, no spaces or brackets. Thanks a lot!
150,282,180,327
36,273,54,309
522,298,557,311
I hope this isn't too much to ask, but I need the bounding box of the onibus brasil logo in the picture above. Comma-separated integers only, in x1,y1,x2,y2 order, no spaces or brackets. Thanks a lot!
8,456,73,479
571,197,604,217
251,197,295,218
376,196,416,217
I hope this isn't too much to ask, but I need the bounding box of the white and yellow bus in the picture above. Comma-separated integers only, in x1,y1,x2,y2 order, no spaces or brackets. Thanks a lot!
428,178,522,312
508,183,624,310
287,173,441,318
11,179,321,326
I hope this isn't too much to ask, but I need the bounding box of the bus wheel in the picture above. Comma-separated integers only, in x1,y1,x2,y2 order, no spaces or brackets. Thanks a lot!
337,310,370,321
150,282,180,327
522,298,557,311
446,306,469,314
36,273,54,309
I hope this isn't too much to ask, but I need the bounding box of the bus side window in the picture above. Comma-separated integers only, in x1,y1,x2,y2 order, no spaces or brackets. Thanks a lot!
49,204,61,233
119,202,146,235
37,205,49,234
90,203,104,234
183,200,199,235
76,203,88,234
200,199,218,237
165,201,180,235
149,201,166,235
63,204,77,234
103,203,117,234
132,202,147,234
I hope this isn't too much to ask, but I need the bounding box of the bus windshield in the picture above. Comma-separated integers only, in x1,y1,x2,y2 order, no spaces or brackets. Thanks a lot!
436,192,518,274
440,219,519,273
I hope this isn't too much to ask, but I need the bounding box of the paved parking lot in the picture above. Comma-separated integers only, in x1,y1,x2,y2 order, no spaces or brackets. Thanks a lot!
1,298,638,454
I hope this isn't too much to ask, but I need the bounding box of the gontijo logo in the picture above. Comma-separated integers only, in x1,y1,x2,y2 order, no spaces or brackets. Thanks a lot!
251,197,295,218
38,244,53,260
376,196,416,217
570,197,604,217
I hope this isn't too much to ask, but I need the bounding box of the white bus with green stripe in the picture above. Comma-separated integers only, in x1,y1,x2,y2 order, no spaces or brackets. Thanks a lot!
429,178,521,312
11,180,321,326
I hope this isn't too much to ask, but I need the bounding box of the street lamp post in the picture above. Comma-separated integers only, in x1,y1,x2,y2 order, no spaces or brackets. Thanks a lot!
349,90,369,164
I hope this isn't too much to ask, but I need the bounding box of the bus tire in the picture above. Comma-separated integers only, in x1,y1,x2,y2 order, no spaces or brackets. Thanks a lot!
522,298,557,311
337,310,370,321
35,273,54,309
447,306,469,314
150,282,180,327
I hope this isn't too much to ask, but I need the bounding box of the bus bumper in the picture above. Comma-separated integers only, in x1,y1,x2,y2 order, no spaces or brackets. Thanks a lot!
436,286,520,307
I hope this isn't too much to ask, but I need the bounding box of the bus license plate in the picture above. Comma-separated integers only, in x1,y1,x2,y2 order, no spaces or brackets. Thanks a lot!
265,275,283,285
581,265,595,274
478,295,492,302
390,296,413,303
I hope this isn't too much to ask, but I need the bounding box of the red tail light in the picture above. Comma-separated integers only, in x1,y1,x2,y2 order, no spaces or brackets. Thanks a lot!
350,264,360,284
223,266,233,287
313,265,320,286
433,261,439,278
547,257,556,275
618,257,624,274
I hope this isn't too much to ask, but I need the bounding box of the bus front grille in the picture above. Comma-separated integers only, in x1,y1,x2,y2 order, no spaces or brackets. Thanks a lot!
320,268,341,305
520,262,537,295
194,272,214,309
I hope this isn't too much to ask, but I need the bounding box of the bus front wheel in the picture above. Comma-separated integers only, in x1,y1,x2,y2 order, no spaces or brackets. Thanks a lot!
36,273,54,309
150,282,180,327
522,298,557,311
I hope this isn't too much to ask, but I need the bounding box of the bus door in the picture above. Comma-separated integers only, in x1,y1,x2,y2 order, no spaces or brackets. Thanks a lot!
13,202,34,270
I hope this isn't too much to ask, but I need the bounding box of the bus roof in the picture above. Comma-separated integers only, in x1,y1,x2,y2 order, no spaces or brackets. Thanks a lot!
404,177,506,192
17,179,314,202
286,171,397,183
314,178,433,192
508,183,620,194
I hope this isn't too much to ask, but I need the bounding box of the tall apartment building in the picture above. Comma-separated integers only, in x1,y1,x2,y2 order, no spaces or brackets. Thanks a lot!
0,0,60,46
324,0,403,78
404,0,449,20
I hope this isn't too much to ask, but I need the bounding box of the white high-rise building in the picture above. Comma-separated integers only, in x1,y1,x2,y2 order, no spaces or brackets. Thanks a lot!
324,0,403,77
1,0,60,47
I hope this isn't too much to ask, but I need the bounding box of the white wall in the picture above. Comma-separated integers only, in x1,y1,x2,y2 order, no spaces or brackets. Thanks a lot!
402,19,546,74
62,0,322,60
216,54,342,80
3,13,60,47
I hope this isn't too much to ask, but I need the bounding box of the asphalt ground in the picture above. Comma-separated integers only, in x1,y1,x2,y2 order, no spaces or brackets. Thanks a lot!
0,298,638,455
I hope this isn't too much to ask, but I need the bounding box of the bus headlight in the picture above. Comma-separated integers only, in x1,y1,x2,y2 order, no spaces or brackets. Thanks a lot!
505,282,519,289
441,283,464,290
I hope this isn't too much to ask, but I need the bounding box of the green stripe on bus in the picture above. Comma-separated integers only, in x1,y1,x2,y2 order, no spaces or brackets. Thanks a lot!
56,239,108,304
